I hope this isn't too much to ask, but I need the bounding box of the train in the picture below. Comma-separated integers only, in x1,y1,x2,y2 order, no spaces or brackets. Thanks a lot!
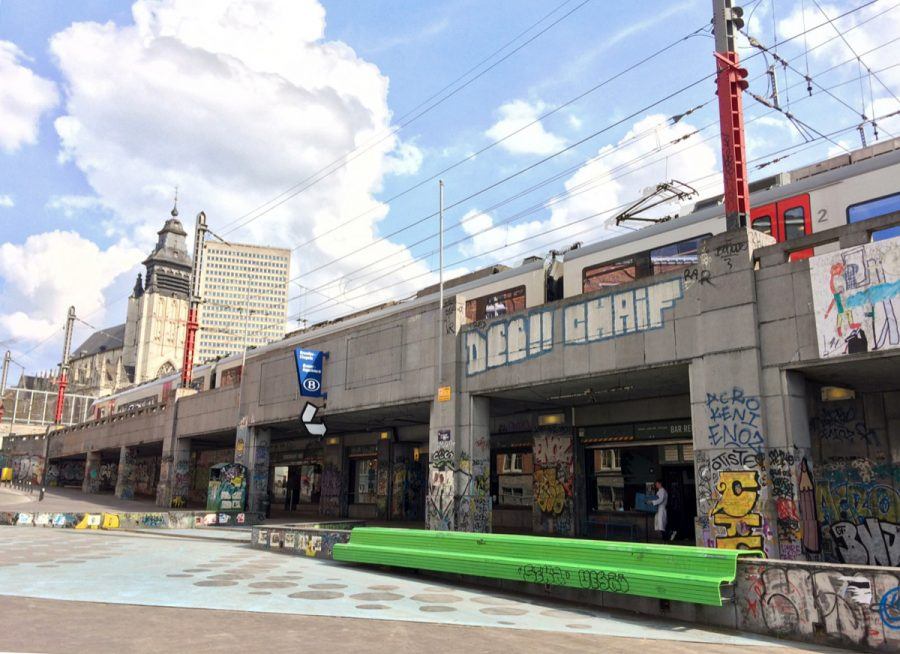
89,136,900,419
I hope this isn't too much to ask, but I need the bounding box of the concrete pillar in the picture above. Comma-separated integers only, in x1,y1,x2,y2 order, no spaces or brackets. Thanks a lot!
690,227,783,558
114,446,137,500
427,392,491,532
320,437,346,518
427,296,492,533
155,388,191,508
236,424,270,514
157,437,191,508
82,451,101,494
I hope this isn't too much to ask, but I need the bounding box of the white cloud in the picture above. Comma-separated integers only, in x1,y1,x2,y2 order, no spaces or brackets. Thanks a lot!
0,195,13,208
485,99,566,156
0,231,142,343
46,194,106,217
777,3,900,92
461,114,721,261
43,0,436,327
0,41,59,152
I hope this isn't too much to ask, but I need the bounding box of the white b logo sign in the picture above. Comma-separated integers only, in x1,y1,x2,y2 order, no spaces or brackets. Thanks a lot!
303,378,320,392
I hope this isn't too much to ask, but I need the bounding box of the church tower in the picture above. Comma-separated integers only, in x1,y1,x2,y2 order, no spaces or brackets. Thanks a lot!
122,201,193,386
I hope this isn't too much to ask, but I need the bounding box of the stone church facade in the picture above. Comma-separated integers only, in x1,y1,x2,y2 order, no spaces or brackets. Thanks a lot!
69,207,192,397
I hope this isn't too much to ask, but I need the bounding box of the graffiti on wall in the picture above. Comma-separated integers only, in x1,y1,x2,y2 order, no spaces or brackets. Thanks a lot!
390,458,424,521
810,403,879,445
320,463,342,517
768,449,802,560
464,278,684,376
10,455,43,485
465,310,553,376
710,470,764,550
533,432,575,536
563,278,683,344
705,387,764,453
426,445,491,533
811,239,900,358
832,518,900,567
737,560,900,650
798,458,820,555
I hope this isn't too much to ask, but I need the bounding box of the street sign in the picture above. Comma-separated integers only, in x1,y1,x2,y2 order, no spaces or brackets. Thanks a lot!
437,386,451,402
294,348,325,398
301,402,327,437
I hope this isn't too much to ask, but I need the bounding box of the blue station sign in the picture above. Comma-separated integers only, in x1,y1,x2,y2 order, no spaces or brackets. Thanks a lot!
294,348,325,398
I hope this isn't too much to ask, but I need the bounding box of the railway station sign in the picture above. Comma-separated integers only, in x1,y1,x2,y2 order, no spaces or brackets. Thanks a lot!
294,348,325,398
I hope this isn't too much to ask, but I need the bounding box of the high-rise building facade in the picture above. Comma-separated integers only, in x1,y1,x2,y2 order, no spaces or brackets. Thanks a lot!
196,241,290,362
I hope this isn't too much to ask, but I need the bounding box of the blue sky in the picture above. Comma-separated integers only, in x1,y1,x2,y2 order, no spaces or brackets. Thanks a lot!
1,0,898,373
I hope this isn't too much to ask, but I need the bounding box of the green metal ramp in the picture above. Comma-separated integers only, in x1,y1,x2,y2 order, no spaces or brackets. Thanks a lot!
332,527,763,606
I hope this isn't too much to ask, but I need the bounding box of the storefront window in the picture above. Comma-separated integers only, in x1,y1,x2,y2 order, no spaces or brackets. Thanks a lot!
465,286,526,322
494,450,533,507
298,464,321,503
352,458,377,504
272,466,288,502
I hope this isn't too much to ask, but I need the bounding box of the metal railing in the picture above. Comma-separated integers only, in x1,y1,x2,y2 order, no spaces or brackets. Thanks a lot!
0,387,95,428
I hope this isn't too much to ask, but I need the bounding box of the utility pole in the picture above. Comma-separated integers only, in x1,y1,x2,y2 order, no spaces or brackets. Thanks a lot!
0,350,9,426
437,180,445,391
712,0,751,230
40,306,75,500
54,307,76,424
181,211,207,388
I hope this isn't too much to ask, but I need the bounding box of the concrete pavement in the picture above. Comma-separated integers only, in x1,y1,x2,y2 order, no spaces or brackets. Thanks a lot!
0,485,162,513
0,595,821,654
0,527,839,652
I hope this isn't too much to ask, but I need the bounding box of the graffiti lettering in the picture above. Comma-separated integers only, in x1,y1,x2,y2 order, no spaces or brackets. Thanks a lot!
711,470,764,550
465,310,553,376
706,387,764,453
832,518,900,567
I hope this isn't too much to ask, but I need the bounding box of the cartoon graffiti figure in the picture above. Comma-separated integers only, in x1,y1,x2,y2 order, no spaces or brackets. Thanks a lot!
824,263,857,336
824,262,868,353
711,470,764,550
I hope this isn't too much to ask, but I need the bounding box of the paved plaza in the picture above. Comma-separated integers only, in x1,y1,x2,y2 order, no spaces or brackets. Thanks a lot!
0,526,840,653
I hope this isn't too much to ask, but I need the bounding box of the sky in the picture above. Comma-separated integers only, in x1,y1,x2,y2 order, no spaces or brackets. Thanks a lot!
1,0,899,375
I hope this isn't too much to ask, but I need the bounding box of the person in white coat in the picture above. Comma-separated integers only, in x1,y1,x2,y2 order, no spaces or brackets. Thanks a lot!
650,480,668,541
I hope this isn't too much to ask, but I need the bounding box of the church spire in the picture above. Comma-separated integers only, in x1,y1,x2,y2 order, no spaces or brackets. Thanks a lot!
171,186,179,218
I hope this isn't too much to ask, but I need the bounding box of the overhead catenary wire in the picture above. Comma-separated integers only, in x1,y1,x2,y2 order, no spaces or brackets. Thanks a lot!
808,0,900,107
216,0,596,236
224,23,712,244
289,115,899,327
9,1,890,368
268,47,900,324
284,24,900,298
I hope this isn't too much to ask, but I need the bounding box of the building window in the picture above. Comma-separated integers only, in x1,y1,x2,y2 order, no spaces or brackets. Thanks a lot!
351,458,377,504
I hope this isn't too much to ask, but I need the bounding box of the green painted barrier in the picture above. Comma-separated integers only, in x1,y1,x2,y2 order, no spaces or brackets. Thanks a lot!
332,527,763,606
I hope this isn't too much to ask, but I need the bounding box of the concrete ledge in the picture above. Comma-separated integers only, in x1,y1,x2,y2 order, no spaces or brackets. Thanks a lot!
0,509,264,529
250,521,363,559
247,524,900,654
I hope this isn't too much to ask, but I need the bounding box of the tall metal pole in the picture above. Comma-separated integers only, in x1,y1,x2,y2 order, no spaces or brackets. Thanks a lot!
54,307,76,424
181,211,207,388
0,350,9,397
437,180,445,390
0,350,9,431
713,0,751,230
40,306,75,500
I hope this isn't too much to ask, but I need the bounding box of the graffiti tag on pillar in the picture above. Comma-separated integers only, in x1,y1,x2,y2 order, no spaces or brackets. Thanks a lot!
705,387,764,454
711,470,764,550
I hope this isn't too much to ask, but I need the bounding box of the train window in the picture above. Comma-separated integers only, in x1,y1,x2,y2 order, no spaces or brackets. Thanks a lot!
464,285,526,322
583,257,640,293
752,215,773,236
782,207,807,240
649,234,710,275
847,191,900,241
